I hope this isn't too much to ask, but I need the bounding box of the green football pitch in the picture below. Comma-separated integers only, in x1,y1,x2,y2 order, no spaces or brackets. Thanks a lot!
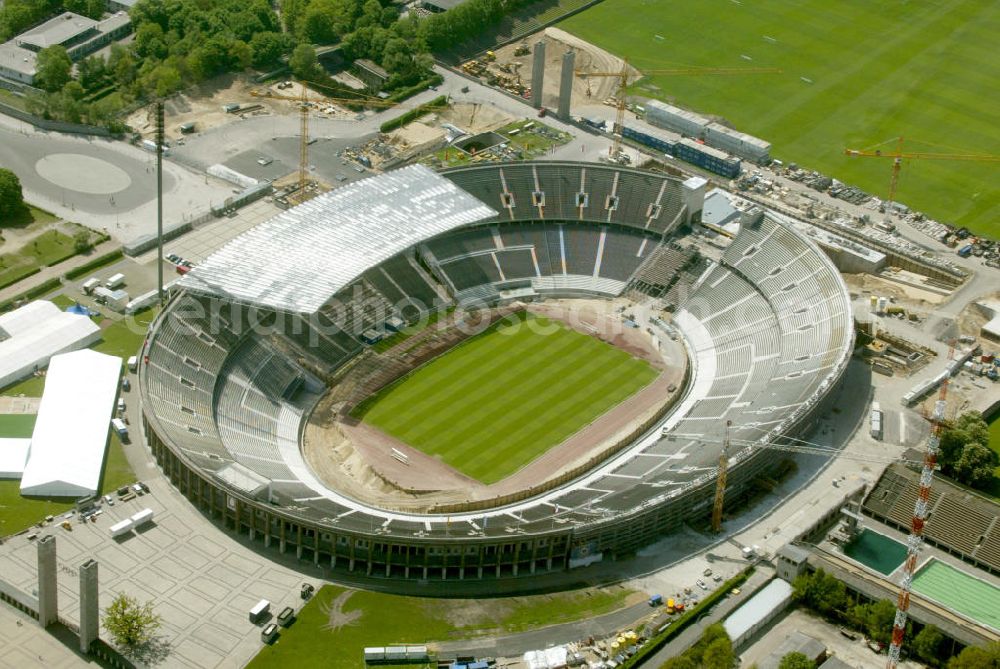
912,559,1000,631
560,0,1000,237
355,312,658,484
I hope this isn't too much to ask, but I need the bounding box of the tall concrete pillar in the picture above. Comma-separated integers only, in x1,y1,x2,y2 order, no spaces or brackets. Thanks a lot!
557,50,575,121
79,559,99,653
682,176,708,225
37,535,58,627
531,41,546,109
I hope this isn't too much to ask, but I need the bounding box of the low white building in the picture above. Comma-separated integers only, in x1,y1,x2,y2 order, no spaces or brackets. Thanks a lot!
723,578,794,649
19,349,122,497
0,300,101,389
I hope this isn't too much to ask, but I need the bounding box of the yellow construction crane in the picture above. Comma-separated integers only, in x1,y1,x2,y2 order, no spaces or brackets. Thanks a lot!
249,81,446,198
844,136,1000,212
575,62,782,158
249,83,385,197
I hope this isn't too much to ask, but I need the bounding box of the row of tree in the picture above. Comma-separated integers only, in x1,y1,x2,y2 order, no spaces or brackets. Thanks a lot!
659,623,735,669
420,0,537,52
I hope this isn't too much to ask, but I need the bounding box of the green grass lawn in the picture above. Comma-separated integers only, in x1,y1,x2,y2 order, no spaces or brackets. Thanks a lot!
92,307,159,361
0,229,77,287
984,412,1000,499
1,375,46,398
912,559,1000,631
560,0,1000,237
1,203,60,230
355,311,657,484
248,584,635,669
0,414,36,437
0,430,135,537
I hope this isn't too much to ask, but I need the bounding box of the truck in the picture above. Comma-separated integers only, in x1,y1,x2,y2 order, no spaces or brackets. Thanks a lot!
141,139,170,156
648,594,663,607
130,508,154,528
81,277,100,295
105,273,126,289
109,519,133,538
958,244,974,258
249,599,270,624
111,418,129,442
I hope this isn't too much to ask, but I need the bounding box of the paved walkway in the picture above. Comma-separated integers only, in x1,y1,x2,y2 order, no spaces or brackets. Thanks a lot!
0,238,120,303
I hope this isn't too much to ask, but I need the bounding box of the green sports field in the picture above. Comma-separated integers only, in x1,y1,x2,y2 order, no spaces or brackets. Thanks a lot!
560,0,1000,237
355,312,657,484
912,559,1000,631
248,583,636,669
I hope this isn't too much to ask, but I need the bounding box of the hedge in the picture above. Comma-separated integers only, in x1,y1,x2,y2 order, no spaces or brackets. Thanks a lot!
0,266,41,292
380,95,448,133
621,567,755,669
0,276,62,312
384,73,445,104
64,249,123,280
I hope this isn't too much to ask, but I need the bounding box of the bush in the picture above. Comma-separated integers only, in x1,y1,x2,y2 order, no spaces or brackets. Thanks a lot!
0,276,62,312
0,266,41,292
64,249,123,280
385,73,444,104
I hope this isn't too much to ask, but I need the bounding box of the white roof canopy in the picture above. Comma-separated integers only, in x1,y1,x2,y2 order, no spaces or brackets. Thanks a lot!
19,349,121,498
0,438,31,478
0,300,101,389
179,164,496,313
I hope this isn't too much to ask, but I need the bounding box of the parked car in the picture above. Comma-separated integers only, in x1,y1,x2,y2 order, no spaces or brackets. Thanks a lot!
696,579,708,590
104,494,114,506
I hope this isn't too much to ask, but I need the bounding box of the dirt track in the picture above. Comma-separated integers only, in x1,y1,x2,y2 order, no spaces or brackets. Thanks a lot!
301,299,687,512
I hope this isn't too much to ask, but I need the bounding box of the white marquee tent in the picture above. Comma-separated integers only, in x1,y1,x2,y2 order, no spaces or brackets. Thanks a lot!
19,349,122,497
0,300,101,388
0,438,31,478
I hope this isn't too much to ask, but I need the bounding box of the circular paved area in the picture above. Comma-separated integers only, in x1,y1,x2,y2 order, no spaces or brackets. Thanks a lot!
35,153,132,194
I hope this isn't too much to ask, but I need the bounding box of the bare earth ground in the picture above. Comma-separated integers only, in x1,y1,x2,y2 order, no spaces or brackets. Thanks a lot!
0,396,40,413
302,300,687,512
492,27,639,112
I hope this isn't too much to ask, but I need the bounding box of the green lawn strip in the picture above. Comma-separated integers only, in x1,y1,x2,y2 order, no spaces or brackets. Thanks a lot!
92,308,159,361
360,313,655,483
1,375,46,398
559,0,1000,237
248,584,635,669
0,414,37,437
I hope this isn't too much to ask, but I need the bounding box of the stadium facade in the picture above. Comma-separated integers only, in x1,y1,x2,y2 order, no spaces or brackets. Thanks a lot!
140,162,853,581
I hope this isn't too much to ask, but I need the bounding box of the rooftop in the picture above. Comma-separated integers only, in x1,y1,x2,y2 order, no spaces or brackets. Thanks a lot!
723,578,794,643
179,164,496,313
16,12,97,50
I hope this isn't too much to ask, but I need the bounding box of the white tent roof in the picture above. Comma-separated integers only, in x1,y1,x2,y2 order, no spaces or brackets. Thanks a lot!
723,578,793,643
179,164,496,314
19,349,121,497
0,300,101,388
0,438,31,478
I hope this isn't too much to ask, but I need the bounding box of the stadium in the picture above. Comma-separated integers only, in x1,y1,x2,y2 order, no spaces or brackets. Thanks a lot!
138,161,853,582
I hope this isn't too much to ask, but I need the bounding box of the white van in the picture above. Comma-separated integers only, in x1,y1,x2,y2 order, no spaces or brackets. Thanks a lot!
105,273,126,289
249,599,270,624
127,356,138,372
111,418,128,442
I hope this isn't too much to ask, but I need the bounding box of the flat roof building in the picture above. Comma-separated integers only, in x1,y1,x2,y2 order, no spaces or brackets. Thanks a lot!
20,349,122,497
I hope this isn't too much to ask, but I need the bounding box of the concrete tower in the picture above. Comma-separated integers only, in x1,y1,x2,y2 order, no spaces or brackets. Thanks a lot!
557,49,575,121
682,176,708,225
531,41,546,109
79,559,99,652
36,534,57,627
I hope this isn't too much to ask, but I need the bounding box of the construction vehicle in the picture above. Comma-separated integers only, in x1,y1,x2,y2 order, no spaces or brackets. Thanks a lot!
844,137,1000,213
575,62,781,157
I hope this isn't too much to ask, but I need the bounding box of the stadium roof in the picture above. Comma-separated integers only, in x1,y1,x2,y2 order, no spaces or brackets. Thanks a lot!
19,349,121,498
179,165,496,313
0,300,101,389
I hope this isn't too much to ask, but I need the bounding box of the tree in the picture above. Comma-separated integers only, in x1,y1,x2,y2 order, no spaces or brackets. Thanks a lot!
103,593,161,650
862,599,897,647
952,441,999,489
939,411,990,468
77,55,108,91
249,31,291,69
778,651,816,669
792,569,847,616
0,168,25,220
35,45,72,92
289,42,318,80
658,657,696,669
702,636,735,669
913,625,944,667
947,642,1000,669
73,230,92,253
